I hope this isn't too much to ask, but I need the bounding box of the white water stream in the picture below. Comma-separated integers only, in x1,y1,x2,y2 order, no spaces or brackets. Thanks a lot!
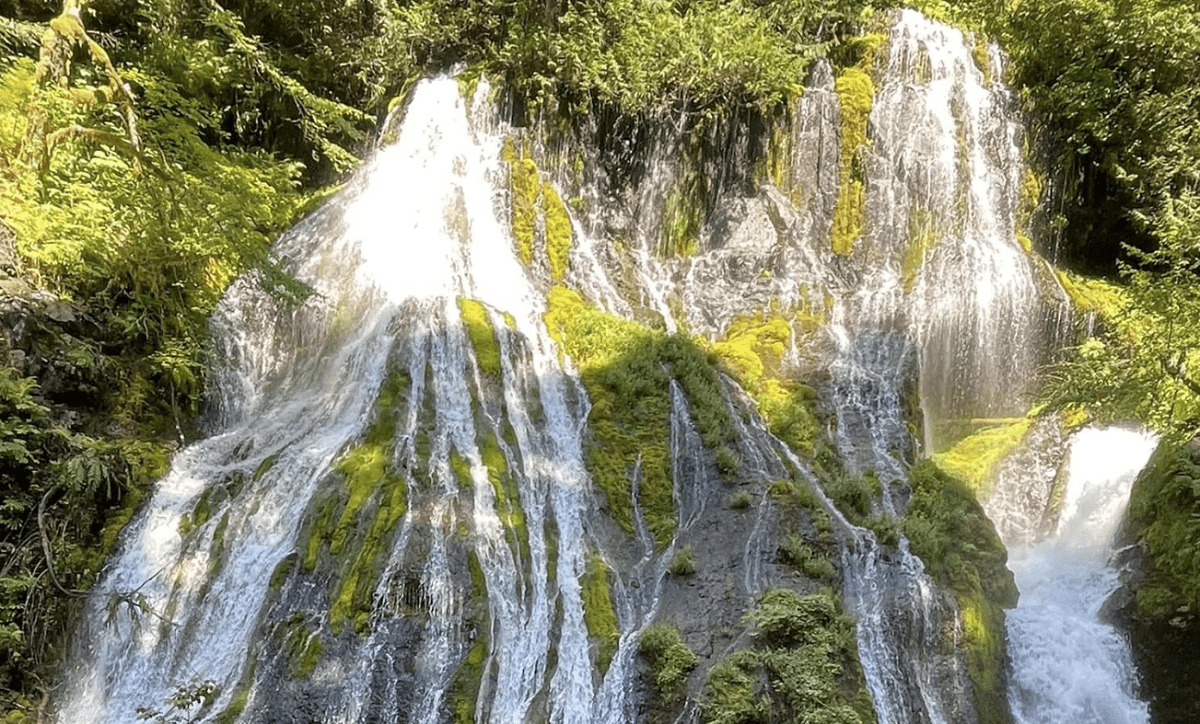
1004,428,1156,724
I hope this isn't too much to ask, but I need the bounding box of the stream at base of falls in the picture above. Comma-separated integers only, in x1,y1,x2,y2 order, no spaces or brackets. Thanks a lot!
1002,428,1156,724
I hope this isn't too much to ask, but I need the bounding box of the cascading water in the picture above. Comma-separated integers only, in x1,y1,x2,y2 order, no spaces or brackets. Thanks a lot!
55,9,1091,724
1002,428,1156,724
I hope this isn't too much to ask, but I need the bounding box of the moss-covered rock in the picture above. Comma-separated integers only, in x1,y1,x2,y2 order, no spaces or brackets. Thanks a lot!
903,460,1017,724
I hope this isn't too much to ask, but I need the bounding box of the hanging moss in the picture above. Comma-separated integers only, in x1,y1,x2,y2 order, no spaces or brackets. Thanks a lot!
582,554,619,674
459,298,503,379
505,138,540,266
449,447,473,489
933,417,1032,498
543,182,572,281
831,65,875,257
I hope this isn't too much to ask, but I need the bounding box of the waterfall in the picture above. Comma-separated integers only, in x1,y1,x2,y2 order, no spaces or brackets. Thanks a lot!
1002,428,1155,724
54,9,1091,724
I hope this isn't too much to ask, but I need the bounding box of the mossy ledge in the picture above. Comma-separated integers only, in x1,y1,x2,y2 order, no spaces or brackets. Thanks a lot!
903,460,1018,724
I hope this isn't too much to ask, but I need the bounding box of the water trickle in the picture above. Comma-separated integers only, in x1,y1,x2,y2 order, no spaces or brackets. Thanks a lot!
1003,428,1155,724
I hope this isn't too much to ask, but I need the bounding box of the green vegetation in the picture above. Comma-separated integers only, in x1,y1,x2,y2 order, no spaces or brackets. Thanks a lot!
1124,443,1200,623
779,535,837,584
932,417,1032,498
638,624,698,700
543,182,573,281
668,546,696,576
544,286,734,548
729,491,753,510
710,313,821,456
903,461,1017,724
701,588,874,724
281,613,323,679
459,298,503,378
830,40,879,257
581,554,619,675
298,362,410,634
449,550,490,724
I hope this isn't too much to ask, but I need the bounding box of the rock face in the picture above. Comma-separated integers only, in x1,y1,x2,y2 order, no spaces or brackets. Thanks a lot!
1107,439,1200,724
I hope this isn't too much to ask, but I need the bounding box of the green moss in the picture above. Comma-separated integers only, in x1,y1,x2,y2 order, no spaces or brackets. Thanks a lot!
903,460,1017,724
1056,270,1125,323
701,589,872,724
729,491,752,509
831,66,874,257
902,207,938,292
668,546,696,576
450,447,473,488
639,624,698,699
933,418,1031,498
545,286,735,548
282,614,323,679
459,298,503,378
480,430,530,568
543,182,572,281
213,659,257,724
1126,442,1200,623
509,152,540,266
306,361,412,634
270,556,295,591
711,313,820,456
582,554,619,674
971,33,993,86
253,455,278,482
180,487,214,537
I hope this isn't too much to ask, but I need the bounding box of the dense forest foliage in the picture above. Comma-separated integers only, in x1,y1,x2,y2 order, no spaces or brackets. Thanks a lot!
2,0,1200,718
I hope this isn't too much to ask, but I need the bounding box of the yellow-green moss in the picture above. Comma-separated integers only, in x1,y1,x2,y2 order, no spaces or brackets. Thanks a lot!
1056,270,1125,323
459,297,503,378
283,614,323,679
303,363,411,634
711,313,820,456
449,550,490,724
901,208,938,292
971,33,993,86
449,447,473,488
831,67,874,257
933,418,1032,498
903,460,1017,724
582,554,619,674
509,149,540,266
544,182,572,281
480,430,530,567
213,659,257,724
544,286,736,548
